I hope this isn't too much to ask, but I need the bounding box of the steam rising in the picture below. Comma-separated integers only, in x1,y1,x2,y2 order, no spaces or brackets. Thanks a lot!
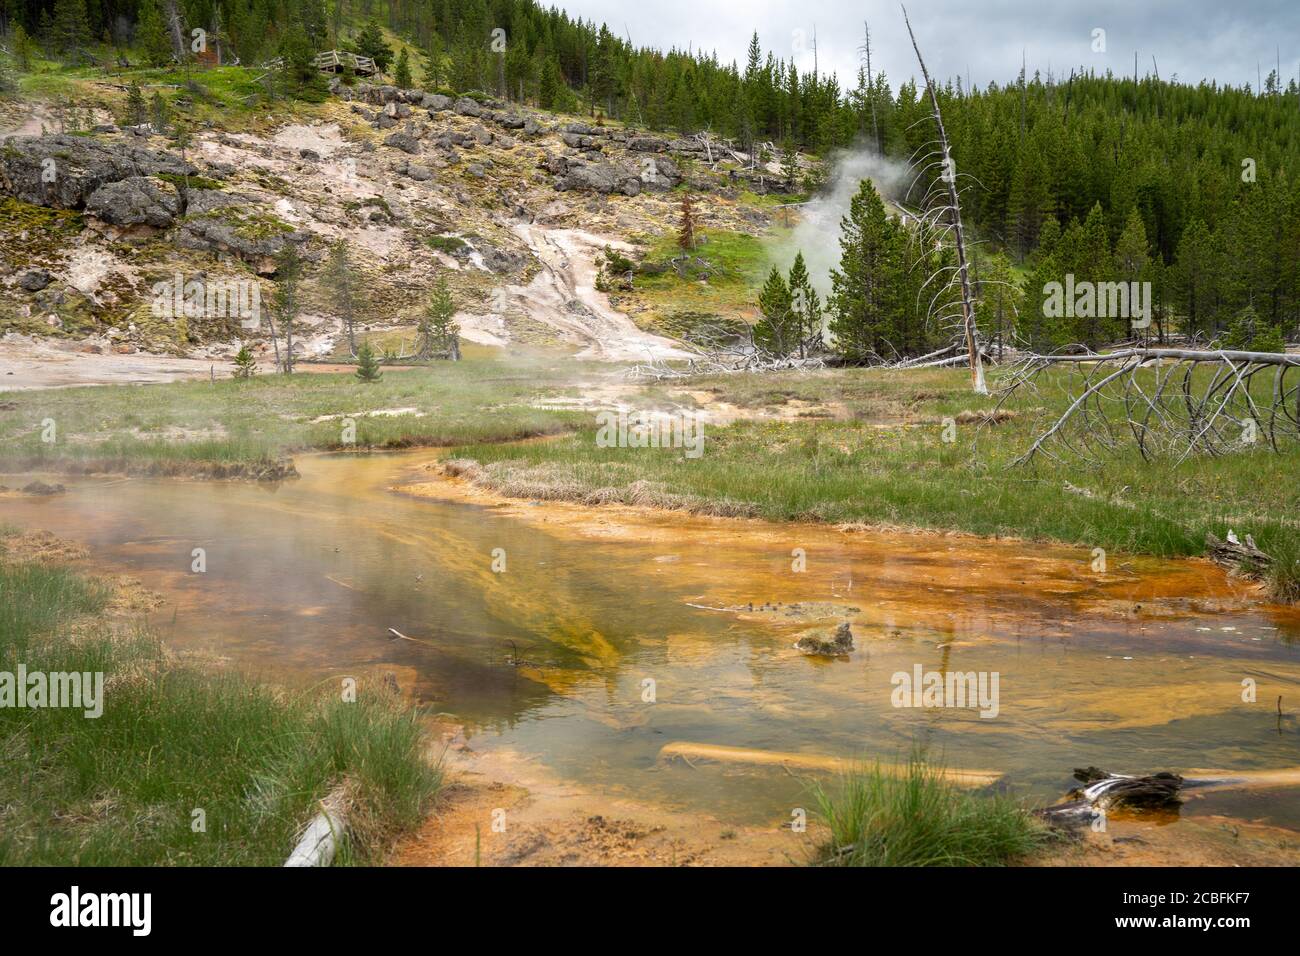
772,148,912,299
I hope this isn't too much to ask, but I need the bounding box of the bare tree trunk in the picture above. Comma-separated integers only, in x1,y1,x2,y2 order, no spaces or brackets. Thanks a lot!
165,0,186,61
264,313,282,371
903,6,986,394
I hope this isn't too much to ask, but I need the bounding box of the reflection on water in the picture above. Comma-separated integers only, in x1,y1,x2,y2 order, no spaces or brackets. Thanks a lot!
4,451,1300,827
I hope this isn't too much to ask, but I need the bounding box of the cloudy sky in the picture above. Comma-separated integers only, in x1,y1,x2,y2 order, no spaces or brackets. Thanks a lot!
556,0,1299,92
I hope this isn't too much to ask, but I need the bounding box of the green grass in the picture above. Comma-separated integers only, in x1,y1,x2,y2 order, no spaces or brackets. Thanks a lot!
812,754,1050,866
448,365,1300,598
0,362,586,474
0,538,440,866
618,229,772,336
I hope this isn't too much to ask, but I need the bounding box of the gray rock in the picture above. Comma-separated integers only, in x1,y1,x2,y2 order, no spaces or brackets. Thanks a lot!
404,164,433,182
537,200,571,224
470,125,492,145
522,117,542,136
467,163,487,179
18,269,51,292
422,93,453,111
383,132,422,155
0,133,195,210
563,122,597,136
493,133,516,149
85,176,180,229
176,214,307,275
477,242,526,274
383,101,412,119
562,132,600,150
494,113,526,129
453,97,483,117
555,160,641,196
376,113,398,130
541,152,569,175
184,188,249,215
639,154,682,190
628,136,668,152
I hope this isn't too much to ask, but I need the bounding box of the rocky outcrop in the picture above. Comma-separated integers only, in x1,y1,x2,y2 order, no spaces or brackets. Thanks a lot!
85,176,181,230
638,155,681,190
548,154,642,196
627,136,668,152
0,134,194,210
176,212,308,275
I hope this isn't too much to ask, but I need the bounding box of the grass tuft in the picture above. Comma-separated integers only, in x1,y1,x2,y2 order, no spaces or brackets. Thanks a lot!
0,535,440,866
812,752,1050,867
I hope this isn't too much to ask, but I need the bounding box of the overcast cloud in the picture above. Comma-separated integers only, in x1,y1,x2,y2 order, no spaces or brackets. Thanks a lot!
555,0,1299,92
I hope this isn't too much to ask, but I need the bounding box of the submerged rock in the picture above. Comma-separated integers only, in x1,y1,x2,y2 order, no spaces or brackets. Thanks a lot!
20,480,67,496
794,622,855,657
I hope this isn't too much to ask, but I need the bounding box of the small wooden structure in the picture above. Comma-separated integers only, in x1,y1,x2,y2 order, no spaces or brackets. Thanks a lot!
314,50,377,76
259,50,377,77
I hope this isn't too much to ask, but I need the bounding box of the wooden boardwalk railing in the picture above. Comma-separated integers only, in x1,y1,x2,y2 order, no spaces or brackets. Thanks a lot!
259,50,378,77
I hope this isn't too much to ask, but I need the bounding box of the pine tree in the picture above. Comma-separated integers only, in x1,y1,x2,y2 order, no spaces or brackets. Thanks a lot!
52,0,91,61
1173,218,1217,338
394,48,412,89
355,341,383,382
976,253,1022,358
271,243,302,374
149,91,170,135
829,179,906,360
137,0,172,68
786,251,822,356
124,81,148,127
11,25,35,72
1076,202,1116,345
418,277,460,360
324,240,363,356
354,21,393,73
232,343,257,379
754,266,794,357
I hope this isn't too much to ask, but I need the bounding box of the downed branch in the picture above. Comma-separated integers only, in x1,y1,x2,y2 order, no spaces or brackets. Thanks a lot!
998,347,1300,464
1206,530,1273,579
1039,763,1300,828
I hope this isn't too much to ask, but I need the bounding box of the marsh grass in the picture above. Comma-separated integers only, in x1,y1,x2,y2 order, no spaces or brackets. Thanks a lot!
0,538,440,866
453,366,1300,599
0,363,585,473
812,755,1049,867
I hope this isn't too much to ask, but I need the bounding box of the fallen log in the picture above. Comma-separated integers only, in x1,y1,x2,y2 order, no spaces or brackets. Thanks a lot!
1206,531,1273,578
284,786,349,867
657,741,1001,787
1039,764,1300,827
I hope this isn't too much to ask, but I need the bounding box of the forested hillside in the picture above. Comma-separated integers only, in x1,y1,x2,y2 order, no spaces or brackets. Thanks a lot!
5,0,1300,346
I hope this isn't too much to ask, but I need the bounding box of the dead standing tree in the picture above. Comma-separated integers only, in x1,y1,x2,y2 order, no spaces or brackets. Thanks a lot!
901,5,987,394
